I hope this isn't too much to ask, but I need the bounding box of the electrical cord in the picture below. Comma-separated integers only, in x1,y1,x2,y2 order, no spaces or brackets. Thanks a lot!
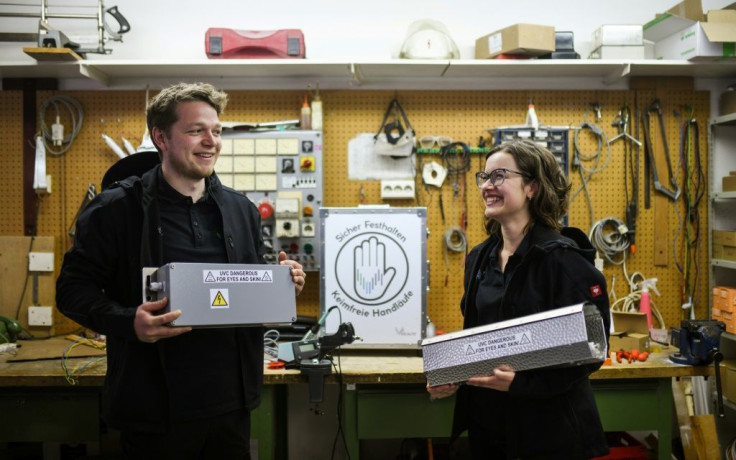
328,307,351,460
263,329,280,360
61,337,106,385
39,95,84,156
589,217,630,266
570,122,611,227
443,227,467,253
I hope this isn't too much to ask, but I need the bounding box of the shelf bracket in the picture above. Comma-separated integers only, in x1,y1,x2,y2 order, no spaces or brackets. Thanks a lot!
349,63,362,87
78,63,110,86
603,63,631,86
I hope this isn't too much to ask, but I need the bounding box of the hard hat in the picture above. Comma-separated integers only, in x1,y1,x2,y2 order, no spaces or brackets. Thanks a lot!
399,19,460,59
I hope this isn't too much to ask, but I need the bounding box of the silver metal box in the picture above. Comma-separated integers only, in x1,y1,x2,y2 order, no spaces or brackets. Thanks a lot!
421,303,607,386
143,263,297,327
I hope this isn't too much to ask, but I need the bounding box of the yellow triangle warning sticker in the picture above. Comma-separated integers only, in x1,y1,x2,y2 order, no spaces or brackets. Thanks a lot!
212,291,228,307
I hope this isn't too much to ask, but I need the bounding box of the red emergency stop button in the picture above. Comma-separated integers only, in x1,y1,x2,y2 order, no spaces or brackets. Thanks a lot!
258,201,274,220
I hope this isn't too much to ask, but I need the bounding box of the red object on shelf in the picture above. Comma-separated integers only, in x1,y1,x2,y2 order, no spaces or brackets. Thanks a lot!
493,53,533,60
205,28,305,59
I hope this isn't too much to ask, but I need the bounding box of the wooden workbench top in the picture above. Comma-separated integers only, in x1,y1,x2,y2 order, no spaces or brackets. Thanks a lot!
0,339,715,387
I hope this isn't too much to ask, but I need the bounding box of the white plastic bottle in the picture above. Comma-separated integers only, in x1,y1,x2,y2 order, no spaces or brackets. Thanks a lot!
311,85,322,131
300,94,311,130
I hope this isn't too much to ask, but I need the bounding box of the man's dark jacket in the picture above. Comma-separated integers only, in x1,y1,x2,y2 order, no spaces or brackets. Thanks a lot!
56,166,265,433
452,224,611,459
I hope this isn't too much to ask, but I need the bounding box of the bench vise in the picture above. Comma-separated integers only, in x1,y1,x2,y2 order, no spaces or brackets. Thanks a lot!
669,319,725,366
670,319,726,417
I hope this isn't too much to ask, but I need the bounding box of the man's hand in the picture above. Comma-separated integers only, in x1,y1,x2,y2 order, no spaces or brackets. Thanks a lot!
134,297,192,343
278,251,306,295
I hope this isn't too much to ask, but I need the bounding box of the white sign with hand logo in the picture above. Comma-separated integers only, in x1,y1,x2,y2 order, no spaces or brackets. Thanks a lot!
320,207,427,345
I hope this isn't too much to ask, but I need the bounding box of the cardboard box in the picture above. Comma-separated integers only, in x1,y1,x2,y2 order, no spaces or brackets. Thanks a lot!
721,89,736,116
713,243,724,259
610,311,650,351
713,229,736,246
714,286,736,313
643,0,736,61
592,25,643,48
723,175,736,191
724,246,736,262
475,23,555,59
723,359,736,403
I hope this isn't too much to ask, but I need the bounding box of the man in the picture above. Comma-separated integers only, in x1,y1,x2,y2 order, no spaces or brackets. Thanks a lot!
57,82,305,459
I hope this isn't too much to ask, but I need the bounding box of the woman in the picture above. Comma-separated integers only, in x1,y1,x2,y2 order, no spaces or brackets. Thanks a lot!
427,140,610,459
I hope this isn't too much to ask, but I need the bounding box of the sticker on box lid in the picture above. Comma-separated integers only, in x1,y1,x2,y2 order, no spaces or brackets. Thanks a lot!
488,33,502,54
210,288,229,309
464,331,531,355
203,269,274,283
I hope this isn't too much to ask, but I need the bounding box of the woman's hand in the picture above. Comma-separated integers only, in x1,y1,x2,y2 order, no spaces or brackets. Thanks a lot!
427,382,460,400
466,365,515,392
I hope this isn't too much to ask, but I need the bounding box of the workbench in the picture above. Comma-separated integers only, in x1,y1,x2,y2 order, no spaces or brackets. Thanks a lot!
0,341,715,460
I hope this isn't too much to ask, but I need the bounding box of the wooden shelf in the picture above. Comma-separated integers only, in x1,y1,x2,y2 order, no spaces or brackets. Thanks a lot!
1,58,735,90
23,47,83,62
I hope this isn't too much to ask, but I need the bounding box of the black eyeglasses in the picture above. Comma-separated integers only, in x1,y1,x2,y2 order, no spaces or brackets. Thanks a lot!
475,168,530,188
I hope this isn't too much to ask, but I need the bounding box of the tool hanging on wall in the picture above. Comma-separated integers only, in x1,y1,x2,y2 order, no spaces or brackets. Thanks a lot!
68,184,96,237
629,98,641,254
0,0,130,57
607,103,641,253
641,99,681,207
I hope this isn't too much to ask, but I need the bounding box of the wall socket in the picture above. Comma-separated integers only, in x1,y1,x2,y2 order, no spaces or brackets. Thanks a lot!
28,306,53,326
380,179,415,199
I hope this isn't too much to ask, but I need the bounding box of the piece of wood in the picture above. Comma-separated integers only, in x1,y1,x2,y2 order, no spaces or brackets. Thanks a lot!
23,47,83,61
690,414,721,460
672,378,698,460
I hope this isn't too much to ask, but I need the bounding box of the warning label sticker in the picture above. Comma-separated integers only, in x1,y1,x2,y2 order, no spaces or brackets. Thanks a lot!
463,331,531,356
203,270,273,283
210,289,229,309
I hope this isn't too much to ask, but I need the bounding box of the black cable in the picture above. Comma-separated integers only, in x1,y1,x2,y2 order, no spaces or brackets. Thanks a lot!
14,196,42,323
329,308,351,460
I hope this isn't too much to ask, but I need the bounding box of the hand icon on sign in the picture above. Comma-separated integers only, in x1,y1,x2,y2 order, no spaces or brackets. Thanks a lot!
354,236,396,301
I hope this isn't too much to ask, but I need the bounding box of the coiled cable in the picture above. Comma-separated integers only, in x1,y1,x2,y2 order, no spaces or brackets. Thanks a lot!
39,95,84,156
589,217,630,265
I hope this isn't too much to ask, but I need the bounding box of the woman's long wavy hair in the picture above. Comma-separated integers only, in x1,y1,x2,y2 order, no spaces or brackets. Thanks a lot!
483,139,571,237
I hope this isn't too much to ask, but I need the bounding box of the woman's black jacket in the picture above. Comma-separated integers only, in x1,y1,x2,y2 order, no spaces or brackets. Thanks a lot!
452,224,611,459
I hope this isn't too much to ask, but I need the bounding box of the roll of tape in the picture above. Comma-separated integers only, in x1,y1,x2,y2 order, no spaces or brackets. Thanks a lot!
422,161,447,187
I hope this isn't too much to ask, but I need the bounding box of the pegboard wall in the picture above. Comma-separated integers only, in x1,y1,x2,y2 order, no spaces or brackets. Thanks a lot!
0,86,710,337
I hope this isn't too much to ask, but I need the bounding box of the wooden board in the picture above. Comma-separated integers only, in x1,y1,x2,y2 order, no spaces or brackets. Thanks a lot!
23,47,83,61
0,236,56,332
7,336,105,362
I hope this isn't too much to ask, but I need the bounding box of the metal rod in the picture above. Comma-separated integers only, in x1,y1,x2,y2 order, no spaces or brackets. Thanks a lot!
0,2,98,6
0,11,97,18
